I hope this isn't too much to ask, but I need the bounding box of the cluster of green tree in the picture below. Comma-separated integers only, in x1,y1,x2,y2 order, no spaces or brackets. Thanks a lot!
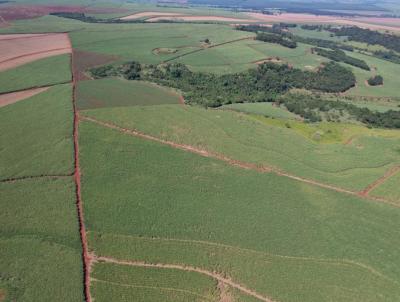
92,60,355,107
50,12,144,23
367,75,383,86
300,24,324,31
256,32,297,48
328,26,400,53
279,23,297,28
373,50,400,64
236,25,354,52
312,47,370,70
295,36,354,51
236,24,288,35
278,93,400,128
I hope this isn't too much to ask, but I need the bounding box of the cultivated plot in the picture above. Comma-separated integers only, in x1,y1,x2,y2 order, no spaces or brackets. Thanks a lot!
79,120,400,302
0,33,71,71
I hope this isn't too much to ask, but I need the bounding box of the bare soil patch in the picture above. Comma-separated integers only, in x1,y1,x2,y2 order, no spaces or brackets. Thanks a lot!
0,86,49,108
147,15,252,22
247,12,400,31
73,50,118,81
120,11,185,20
0,5,127,21
0,289,5,302
0,33,71,71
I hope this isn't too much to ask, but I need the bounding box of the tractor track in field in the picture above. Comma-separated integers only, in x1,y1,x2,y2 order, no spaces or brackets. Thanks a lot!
0,173,73,183
68,36,92,302
162,36,254,63
360,165,400,196
81,115,399,207
92,255,276,302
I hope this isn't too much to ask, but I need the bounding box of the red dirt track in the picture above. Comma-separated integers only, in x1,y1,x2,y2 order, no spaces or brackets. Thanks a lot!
68,36,92,302
0,33,71,71
93,255,275,302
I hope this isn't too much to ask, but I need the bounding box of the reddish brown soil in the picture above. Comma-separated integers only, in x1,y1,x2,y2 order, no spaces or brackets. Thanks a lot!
0,87,49,108
81,115,399,208
360,165,400,196
73,50,118,81
0,5,127,21
93,255,275,302
68,36,92,302
0,33,71,71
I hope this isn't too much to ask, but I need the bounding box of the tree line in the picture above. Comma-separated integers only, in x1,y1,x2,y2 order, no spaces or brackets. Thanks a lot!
311,47,370,70
278,93,400,128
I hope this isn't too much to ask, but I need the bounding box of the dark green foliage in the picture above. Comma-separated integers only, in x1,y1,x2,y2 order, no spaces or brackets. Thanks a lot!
300,24,324,31
373,50,400,64
312,47,370,70
278,93,400,128
256,32,297,48
90,65,118,79
51,12,145,24
367,75,384,86
294,36,354,51
91,61,355,107
121,61,142,80
329,26,400,53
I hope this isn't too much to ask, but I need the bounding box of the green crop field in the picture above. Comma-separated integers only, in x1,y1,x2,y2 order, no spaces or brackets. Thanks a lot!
221,102,300,119
77,77,181,110
70,23,253,64
1,2,400,302
0,54,71,93
0,84,74,180
0,178,83,302
91,262,219,302
79,120,400,302
82,105,400,191
370,172,400,205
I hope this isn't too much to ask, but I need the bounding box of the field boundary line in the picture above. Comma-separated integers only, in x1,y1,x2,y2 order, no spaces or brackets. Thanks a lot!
162,36,254,63
360,165,400,196
0,173,73,183
91,278,215,301
68,36,92,302
80,115,400,208
0,82,72,96
93,255,276,302
0,47,71,65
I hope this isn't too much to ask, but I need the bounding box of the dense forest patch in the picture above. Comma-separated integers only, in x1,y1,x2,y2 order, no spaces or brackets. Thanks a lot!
91,61,356,107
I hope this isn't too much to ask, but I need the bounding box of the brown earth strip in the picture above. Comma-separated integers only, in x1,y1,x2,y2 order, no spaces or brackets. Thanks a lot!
68,35,92,302
92,255,275,302
0,86,50,108
360,165,400,196
218,281,233,302
80,115,399,208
